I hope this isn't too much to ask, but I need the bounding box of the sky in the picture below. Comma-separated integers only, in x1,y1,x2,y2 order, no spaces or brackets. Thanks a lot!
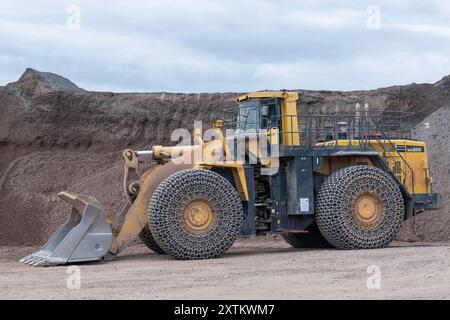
0,0,449,92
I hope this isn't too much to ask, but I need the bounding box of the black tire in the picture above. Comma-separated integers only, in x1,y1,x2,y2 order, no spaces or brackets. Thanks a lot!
282,223,332,248
315,165,405,249
138,226,166,254
148,169,243,260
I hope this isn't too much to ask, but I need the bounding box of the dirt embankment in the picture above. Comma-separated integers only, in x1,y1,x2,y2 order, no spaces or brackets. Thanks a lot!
0,68,449,245
403,107,450,241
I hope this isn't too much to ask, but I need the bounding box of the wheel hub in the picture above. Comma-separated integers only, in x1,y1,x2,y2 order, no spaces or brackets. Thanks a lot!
355,193,382,223
183,200,215,236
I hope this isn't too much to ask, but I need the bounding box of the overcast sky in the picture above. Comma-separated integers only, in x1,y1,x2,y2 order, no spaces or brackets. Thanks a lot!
1,0,449,92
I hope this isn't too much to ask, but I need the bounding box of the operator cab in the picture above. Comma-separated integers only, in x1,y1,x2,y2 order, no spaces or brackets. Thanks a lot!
234,98,281,133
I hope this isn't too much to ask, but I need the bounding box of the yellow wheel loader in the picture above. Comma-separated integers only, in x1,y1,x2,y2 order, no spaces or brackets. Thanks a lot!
21,91,441,266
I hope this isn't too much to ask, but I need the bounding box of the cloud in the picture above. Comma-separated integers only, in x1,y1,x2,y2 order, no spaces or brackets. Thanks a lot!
392,23,450,39
0,0,449,92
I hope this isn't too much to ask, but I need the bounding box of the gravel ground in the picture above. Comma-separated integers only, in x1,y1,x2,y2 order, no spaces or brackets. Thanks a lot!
1,237,449,300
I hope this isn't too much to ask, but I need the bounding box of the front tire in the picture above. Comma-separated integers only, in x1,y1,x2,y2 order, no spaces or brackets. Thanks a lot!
139,226,166,254
148,169,243,260
315,166,405,249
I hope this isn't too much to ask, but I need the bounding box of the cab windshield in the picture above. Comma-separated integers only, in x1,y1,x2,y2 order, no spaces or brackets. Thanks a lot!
236,107,258,131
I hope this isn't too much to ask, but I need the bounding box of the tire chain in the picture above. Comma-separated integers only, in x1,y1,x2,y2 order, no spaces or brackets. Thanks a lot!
148,169,243,260
139,225,166,254
315,165,405,249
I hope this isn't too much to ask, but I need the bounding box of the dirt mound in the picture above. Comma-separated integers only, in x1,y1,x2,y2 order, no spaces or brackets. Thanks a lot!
0,150,122,244
0,69,449,245
398,107,450,241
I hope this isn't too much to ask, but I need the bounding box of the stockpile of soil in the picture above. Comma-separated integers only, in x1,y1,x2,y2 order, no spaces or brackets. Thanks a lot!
398,107,450,241
0,68,449,245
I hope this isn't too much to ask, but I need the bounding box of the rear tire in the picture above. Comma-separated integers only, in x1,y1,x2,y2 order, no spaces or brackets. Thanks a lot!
282,223,332,248
148,169,243,260
315,166,405,249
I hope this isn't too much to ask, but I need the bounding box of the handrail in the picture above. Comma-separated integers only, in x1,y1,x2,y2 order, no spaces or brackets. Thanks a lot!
367,117,415,195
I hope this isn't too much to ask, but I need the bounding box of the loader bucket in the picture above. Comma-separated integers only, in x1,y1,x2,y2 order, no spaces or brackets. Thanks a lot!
20,192,113,267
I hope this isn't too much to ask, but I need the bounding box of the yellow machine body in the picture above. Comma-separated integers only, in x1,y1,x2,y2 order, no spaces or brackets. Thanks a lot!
317,139,432,195
237,90,434,196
